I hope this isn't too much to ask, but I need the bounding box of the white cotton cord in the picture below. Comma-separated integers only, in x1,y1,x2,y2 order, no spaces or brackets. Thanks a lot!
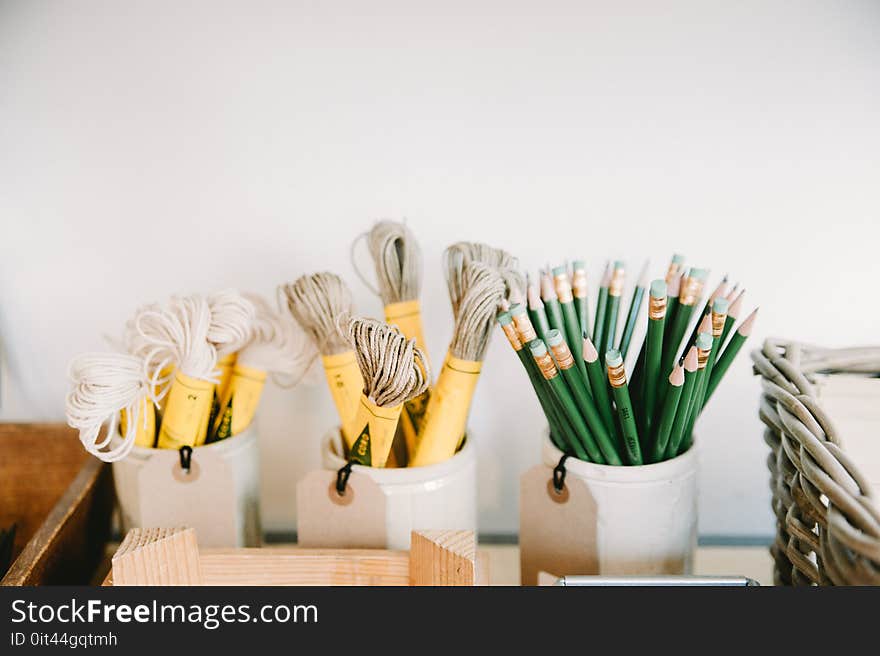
65,352,150,462
132,295,218,400
279,272,355,355
447,262,506,361
443,241,525,311
356,220,422,305
345,317,430,407
208,289,256,356
238,293,317,387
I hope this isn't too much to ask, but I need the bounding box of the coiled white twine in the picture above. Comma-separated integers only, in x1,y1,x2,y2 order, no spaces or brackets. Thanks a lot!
129,294,219,401
65,352,151,462
239,293,317,387
447,262,507,361
443,241,524,313
345,317,429,407
207,289,256,357
279,272,354,355
352,220,422,305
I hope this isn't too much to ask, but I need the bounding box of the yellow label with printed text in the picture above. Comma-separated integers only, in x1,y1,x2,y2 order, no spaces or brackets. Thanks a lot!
409,354,481,467
348,396,403,468
321,351,364,448
212,363,267,440
384,300,431,458
156,372,215,449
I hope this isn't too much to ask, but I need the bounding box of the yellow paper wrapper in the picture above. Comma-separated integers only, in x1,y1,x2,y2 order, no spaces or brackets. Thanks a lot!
348,396,403,468
384,299,431,459
156,371,215,449
384,300,429,364
321,350,365,447
120,396,156,448
154,363,176,413
212,363,267,441
409,353,481,467
206,352,238,442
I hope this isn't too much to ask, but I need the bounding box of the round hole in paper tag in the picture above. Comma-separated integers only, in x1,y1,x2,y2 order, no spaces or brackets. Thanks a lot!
328,479,355,506
546,478,570,503
172,458,202,483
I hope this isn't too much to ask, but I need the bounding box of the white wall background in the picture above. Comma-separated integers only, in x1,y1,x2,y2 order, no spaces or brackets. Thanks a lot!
2,0,879,537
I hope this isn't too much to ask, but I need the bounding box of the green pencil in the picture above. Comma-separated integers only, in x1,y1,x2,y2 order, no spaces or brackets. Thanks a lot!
683,277,726,358
546,330,621,464
679,332,713,455
663,346,699,459
582,335,618,438
649,361,685,463
530,340,606,464
665,253,685,286
526,277,551,342
719,289,744,349
552,266,588,382
497,312,570,453
619,260,649,359
603,261,625,355
643,279,667,434
662,267,708,375
571,260,591,340
704,308,758,405
605,349,642,465
592,263,611,363
540,272,566,334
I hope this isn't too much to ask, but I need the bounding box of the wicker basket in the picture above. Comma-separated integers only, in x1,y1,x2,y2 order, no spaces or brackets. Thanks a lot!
752,340,880,585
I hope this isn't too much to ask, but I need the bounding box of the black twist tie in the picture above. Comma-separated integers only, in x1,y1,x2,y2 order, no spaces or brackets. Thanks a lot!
336,462,354,495
552,454,569,493
179,445,193,473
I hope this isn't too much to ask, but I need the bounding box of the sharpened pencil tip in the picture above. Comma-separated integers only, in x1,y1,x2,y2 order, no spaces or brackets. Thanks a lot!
685,346,699,371
739,308,758,335
670,364,685,386
582,336,599,362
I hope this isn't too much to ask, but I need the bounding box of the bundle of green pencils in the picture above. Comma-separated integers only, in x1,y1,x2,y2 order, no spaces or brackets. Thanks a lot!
499,256,757,465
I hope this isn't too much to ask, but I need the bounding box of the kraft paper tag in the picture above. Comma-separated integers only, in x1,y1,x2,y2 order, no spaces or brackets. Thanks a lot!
519,464,598,586
138,447,237,548
296,469,387,548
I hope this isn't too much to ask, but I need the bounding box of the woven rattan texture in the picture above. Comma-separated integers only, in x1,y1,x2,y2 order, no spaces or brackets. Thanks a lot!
752,340,880,585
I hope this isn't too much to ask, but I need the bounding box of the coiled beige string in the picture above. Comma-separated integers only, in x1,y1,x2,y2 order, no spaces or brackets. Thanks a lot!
65,352,151,462
443,241,524,313
239,292,316,386
352,220,422,305
345,317,430,406
279,273,354,354
448,261,508,360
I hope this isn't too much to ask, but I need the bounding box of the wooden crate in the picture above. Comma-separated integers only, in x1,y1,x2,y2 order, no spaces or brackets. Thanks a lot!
108,527,482,586
0,423,114,586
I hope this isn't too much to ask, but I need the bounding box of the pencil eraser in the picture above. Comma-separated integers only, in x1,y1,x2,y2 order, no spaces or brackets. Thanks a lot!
497,312,512,325
572,259,586,271
712,297,730,314
690,268,708,280
672,254,685,264
510,303,527,317
613,260,625,270
545,329,563,346
696,333,713,350
650,279,667,298
551,265,567,276
529,340,548,356
605,349,623,367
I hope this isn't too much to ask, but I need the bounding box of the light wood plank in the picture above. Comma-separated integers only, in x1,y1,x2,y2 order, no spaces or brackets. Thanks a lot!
409,530,475,586
112,527,202,586
199,548,410,586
